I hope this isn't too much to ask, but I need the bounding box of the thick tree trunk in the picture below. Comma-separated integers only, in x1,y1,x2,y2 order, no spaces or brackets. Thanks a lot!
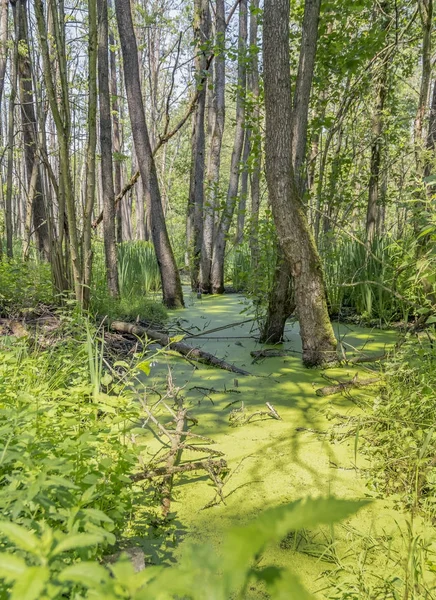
199,0,226,293
262,0,321,344
187,0,210,290
98,0,119,298
210,0,247,294
263,0,337,366
115,0,184,308
259,250,295,343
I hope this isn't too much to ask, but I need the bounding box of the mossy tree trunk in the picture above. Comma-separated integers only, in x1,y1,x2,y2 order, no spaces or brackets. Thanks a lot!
263,0,337,366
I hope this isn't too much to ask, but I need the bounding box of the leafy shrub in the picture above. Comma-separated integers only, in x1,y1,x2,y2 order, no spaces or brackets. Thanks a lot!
0,497,367,599
363,335,436,513
0,259,53,315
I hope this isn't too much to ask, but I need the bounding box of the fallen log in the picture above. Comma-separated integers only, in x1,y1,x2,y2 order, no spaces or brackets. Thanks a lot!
111,320,250,375
315,376,381,397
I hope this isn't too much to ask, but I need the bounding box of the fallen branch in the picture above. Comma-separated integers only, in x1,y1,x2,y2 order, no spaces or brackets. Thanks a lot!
346,353,387,364
250,349,288,360
315,376,381,397
131,458,227,483
111,320,250,375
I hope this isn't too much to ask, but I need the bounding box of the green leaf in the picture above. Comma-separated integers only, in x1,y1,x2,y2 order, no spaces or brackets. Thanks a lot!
426,315,436,324
221,497,368,593
0,553,27,582
11,566,49,600
51,533,105,557
169,335,185,344
136,361,151,376
0,522,39,554
58,562,110,588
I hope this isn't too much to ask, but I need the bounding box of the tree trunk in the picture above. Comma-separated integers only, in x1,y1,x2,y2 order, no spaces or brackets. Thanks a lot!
98,0,119,298
35,0,82,301
262,0,321,344
199,0,226,293
5,3,19,258
235,129,250,245
115,0,184,308
0,0,7,108
263,0,337,366
366,3,389,244
413,0,433,238
248,0,261,275
82,0,97,308
187,0,210,290
210,0,247,294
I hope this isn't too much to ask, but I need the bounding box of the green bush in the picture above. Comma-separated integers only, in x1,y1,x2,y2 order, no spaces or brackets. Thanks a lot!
0,258,53,315
363,335,436,513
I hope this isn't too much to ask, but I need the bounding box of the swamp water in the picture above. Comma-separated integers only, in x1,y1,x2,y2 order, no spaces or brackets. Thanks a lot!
132,290,436,598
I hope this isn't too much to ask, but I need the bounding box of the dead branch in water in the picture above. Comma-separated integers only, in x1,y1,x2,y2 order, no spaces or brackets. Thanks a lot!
315,376,381,397
111,320,250,375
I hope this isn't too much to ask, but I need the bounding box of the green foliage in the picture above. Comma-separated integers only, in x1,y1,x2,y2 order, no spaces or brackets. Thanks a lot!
0,258,53,315
323,235,417,323
363,336,436,513
91,241,167,324
0,325,143,556
0,497,367,599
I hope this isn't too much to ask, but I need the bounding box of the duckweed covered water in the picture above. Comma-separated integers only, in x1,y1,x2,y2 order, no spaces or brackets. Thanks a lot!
133,291,436,597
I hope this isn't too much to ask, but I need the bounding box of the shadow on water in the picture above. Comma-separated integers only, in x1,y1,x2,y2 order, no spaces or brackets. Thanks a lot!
127,289,401,592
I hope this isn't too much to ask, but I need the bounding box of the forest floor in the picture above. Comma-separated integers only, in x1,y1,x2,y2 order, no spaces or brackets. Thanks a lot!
124,289,436,598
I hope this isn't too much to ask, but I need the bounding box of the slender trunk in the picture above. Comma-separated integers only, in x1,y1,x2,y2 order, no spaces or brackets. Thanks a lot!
82,0,98,308
263,0,337,366
262,0,321,344
115,0,183,308
5,4,19,258
0,0,8,107
413,0,433,238
210,0,247,294
366,5,389,244
187,0,210,290
235,129,251,245
248,0,261,275
108,0,123,231
35,0,82,300
425,80,436,177
98,0,119,298
199,0,226,293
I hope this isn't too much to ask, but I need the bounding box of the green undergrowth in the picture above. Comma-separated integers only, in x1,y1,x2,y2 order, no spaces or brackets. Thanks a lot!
361,333,436,516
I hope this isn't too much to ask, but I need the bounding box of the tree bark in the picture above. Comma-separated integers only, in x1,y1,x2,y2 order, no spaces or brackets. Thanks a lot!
199,0,226,293
210,0,247,294
248,0,261,275
82,0,98,308
263,0,337,366
98,0,119,298
413,0,433,238
262,0,321,344
366,3,389,244
187,0,210,290
0,0,7,107
115,0,184,308
5,3,19,258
